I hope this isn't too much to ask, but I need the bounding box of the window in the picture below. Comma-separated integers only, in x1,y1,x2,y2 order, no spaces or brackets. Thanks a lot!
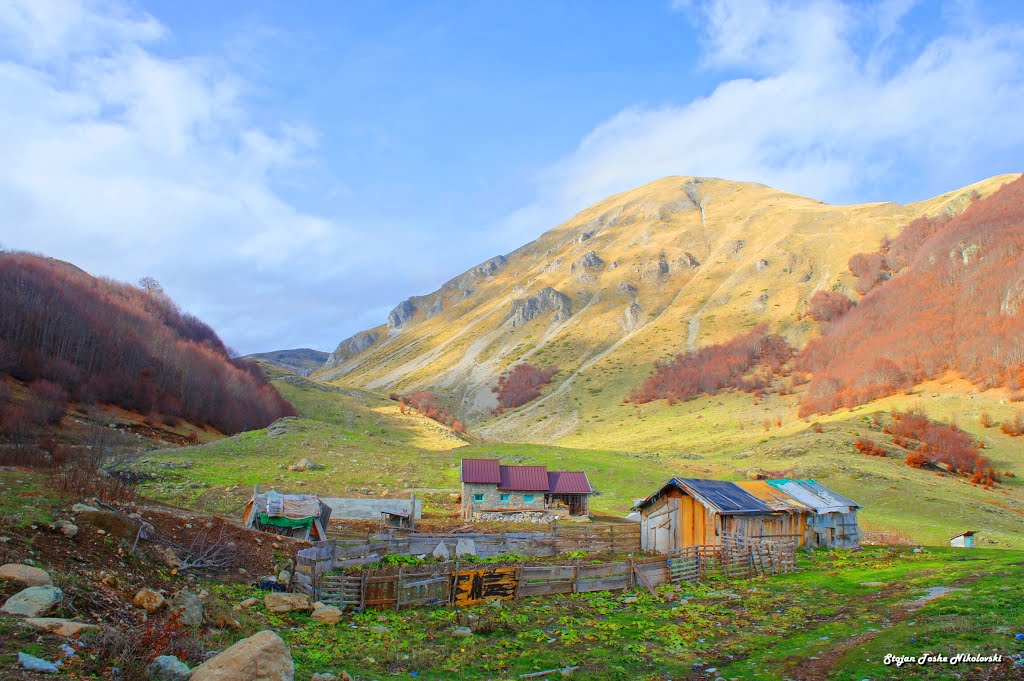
523,494,535,503
472,494,485,503
499,493,511,502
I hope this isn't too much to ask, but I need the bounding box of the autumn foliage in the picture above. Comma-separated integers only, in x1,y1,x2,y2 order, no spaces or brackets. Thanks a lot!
492,363,558,413
807,290,854,323
883,410,994,479
799,176,1024,416
396,391,465,432
629,325,793,404
853,438,886,457
0,252,295,435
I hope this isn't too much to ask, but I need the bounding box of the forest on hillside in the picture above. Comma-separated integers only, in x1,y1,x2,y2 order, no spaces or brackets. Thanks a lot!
0,252,295,436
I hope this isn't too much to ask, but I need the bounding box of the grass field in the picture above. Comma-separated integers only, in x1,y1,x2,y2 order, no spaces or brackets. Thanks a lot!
131,366,1024,548
204,546,1024,680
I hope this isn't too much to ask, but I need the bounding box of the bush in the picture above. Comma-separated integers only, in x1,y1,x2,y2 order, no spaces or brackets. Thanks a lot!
1000,411,1024,436
854,438,887,457
492,363,558,413
905,452,929,468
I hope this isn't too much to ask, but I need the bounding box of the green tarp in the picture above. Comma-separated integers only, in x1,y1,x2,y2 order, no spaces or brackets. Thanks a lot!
258,513,314,529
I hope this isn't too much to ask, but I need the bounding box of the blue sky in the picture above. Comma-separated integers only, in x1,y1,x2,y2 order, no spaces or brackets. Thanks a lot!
1,0,1022,354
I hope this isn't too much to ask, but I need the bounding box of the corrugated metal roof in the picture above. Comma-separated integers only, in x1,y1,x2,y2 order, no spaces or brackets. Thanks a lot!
547,471,593,494
674,478,772,514
461,458,501,484
767,479,860,513
735,481,810,512
499,465,550,491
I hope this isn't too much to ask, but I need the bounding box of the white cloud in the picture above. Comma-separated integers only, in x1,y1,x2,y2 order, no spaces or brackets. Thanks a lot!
0,0,380,353
505,0,1024,240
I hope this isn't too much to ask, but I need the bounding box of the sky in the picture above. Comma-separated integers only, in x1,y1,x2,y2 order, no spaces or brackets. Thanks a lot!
0,0,1022,355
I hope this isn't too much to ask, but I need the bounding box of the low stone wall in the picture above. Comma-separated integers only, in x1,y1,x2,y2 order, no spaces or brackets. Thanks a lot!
320,497,422,520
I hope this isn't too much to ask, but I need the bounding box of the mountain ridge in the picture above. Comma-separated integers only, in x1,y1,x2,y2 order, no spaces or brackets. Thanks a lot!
316,173,1021,440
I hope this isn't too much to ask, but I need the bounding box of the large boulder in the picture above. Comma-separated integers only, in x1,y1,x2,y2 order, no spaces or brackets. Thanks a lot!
25,617,99,637
51,520,79,538
146,654,192,681
0,563,52,587
287,458,320,472
134,588,166,613
2,586,63,617
171,591,204,627
79,509,138,540
264,592,312,614
310,605,343,624
189,630,294,681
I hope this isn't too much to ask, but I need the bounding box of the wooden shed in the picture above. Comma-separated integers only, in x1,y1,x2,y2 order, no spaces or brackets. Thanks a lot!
636,478,803,553
950,531,977,548
766,479,861,549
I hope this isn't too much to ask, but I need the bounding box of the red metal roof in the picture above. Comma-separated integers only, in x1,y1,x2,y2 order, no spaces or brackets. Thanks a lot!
547,471,593,494
498,465,550,491
461,458,500,484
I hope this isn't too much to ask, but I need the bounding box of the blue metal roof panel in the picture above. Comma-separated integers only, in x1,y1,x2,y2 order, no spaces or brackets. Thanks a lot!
673,478,773,514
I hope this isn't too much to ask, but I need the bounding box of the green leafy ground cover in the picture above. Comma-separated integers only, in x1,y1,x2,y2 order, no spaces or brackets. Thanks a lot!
204,547,1024,680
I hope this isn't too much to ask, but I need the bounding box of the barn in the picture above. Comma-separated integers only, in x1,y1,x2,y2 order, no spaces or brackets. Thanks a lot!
636,477,860,552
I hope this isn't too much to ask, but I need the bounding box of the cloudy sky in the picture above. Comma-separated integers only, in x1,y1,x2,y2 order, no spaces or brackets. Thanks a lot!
1,0,1022,354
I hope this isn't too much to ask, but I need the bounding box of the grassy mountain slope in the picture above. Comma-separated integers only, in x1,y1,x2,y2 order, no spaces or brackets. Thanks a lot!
242,348,329,376
136,366,1024,548
315,174,1019,443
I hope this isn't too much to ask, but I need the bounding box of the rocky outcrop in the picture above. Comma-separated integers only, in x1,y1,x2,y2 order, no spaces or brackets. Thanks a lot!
0,564,52,588
25,617,99,637
322,330,380,369
133,588,166,613
624,303,643,330
147,655,192,681
264,592,312,614
190,630,294,681
572,251,604,270
2,586,63,617
507,288,572,327
310,605,343,624
171,591,204,627
387,299,417,329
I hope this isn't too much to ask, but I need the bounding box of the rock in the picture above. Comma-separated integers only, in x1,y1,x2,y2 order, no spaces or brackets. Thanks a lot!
264,592,312,614
431,541,450,559
310,674,338,681
18,651,60,673
147,654,192,680
239,598,259,608
51,520,79,538
0,563,53,587
622,596,638,604
72,503,99,513
25,617,99,637
277,570,291,584
156,546,185,569
171,591,204,627
455,538,476,556
210,613,241,631
310,606,343,624
452,626,473,637
79,510,137,540
134,588,166,613
288,458,320,472
2,586,64,617
371,625,390,634
859,582,888,587
190,630,294,681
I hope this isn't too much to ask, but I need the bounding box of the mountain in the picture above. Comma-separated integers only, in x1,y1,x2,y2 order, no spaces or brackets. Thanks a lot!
244,348,329,377
317,174,1020,441
0,252,296,441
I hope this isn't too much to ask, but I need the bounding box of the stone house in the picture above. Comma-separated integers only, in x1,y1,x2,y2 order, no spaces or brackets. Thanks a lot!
460,458,594,521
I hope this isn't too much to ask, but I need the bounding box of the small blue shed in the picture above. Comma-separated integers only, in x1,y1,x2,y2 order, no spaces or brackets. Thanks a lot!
949,531,977,548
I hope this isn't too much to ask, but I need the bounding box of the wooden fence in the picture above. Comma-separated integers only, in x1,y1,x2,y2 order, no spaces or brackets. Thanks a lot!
299,534,797,611
296,523,642,591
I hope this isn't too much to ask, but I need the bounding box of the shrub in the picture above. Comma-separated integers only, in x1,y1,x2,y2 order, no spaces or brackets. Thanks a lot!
807,290,854,323
854,438,887,457
1000,411,1024,436
905,452,929,468
492,363,558,413
978,412,994,428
